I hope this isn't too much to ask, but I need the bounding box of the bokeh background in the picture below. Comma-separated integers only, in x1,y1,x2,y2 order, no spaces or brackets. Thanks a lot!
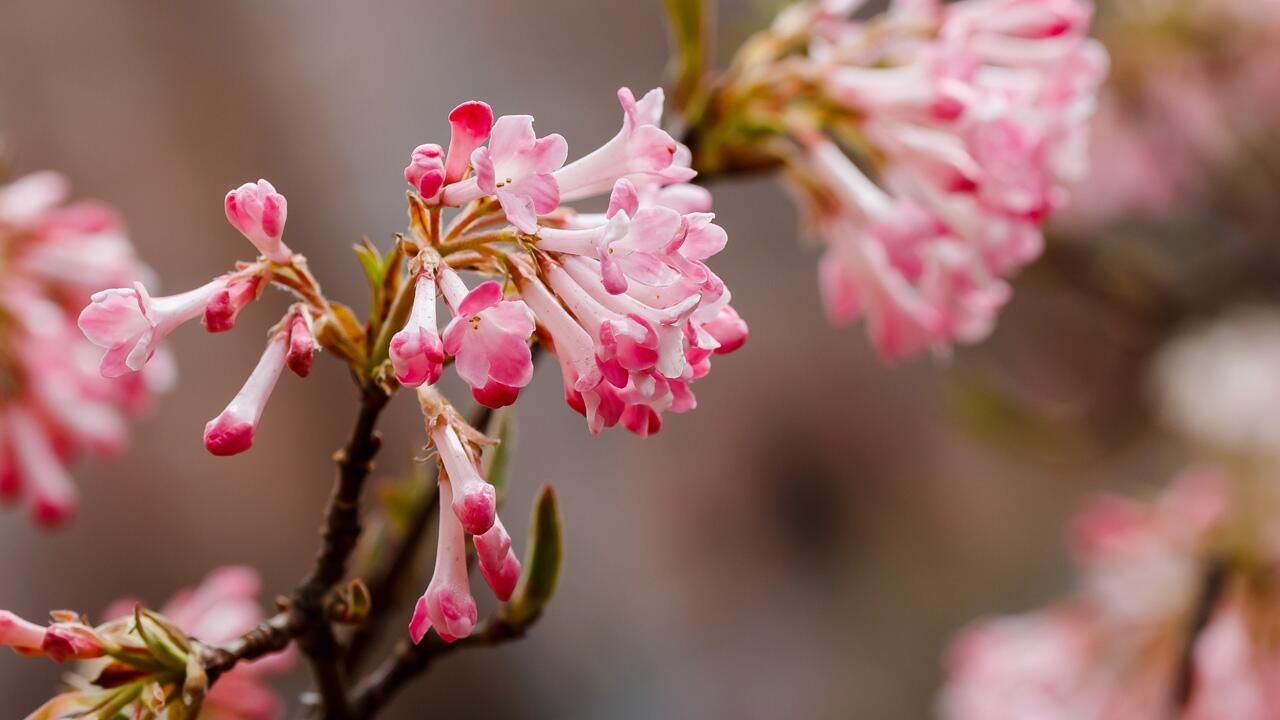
0,1,1232,717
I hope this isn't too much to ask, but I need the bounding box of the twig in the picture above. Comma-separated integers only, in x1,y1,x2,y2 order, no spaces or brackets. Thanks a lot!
290,382,392,720
203,612,299,683
348,614,534,718
1170,557,1228,712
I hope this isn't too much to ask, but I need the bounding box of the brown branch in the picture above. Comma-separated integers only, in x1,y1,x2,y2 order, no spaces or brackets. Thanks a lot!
1171,557,1228,712
348,613,536,718
203,611,299,683
288,382,391,720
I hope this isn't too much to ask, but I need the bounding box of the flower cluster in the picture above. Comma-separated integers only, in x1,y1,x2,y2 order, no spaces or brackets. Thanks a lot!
78,87,743,463
696,0,1105,360
79,178,320,458
392,88,746,435
0,172,165,528
392,89,744,645
938,467,1280,719
3,566,288,719
76,87,741,647
1063,0,1280,229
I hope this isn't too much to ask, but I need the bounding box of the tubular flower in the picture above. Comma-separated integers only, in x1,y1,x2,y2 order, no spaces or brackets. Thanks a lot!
405,143,446,200
80,278,226,377
553,88,694,202
409,467,479,644
224,179,291,264
390,267,446,389
442,114,568,233
0,172,164,528
438,266,535,408
203,330,289,456
429,418,497,536
695,0,1104,360
0,610,105,663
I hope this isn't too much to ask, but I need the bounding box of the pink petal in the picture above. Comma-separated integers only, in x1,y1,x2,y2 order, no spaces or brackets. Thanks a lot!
458,281,504,316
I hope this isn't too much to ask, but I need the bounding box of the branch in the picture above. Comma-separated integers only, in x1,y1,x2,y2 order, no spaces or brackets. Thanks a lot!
291,382,392,720
203,612,299,683
348,614,536,717
1171,557,1228,711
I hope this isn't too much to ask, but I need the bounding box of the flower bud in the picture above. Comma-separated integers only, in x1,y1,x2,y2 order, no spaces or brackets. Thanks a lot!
224,180,291,264
404,144,446,199
203,332,288,456
204,274,264,333
285,312,317,378
444,101,494,183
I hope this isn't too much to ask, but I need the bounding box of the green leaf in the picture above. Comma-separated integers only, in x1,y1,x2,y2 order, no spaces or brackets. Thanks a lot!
131,607,187,670
503,485,563,625
482,408,515,500
353,237,384,292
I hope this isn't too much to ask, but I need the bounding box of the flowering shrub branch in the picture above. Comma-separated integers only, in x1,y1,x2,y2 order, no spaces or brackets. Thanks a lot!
0,0,1118,716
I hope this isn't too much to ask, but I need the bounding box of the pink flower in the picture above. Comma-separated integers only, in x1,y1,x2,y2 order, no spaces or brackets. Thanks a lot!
79,278,226,377
475,515,522,602
429,420,496,536
203,330,288,456
444,101,494,183
439,267,535,408
285,310,317,378
410,473,478,644
0,173,163,529
204,272,265,333
224,179,292,264
701,305,749,354
538,179,709,295
554,88,694,202
404,143,446,199
443,115,568,233
8,408,80,528
0,610,104,663
940,610,1099,720
389,268,446,389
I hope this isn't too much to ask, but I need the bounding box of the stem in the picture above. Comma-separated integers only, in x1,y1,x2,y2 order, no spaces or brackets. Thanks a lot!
348,614,533,718
290,382,392,720
1171,557,1228,712
443,199,499,242
438,229,517,258
203,613,299,684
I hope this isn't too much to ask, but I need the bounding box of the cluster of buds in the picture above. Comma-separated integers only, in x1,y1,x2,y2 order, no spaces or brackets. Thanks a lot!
79,179,321,458
4,566,289,719
938,467,1280,719
689,0,1105,360
0,172,166,527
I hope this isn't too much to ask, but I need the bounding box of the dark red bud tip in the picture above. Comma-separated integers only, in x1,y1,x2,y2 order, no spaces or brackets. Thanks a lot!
31,496,74,530
203,419,255,457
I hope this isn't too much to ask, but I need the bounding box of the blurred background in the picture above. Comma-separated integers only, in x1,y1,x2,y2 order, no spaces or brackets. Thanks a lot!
0,0,1267,717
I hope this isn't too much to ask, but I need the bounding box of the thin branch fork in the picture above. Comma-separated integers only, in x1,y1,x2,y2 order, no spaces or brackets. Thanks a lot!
1171,556,1229,712
290,384,392,719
